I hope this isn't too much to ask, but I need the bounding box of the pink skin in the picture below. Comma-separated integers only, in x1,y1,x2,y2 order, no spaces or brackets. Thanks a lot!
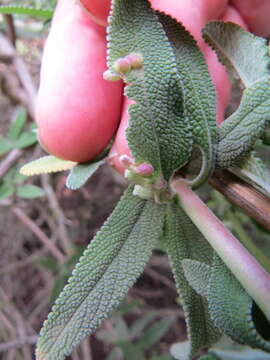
36,0,123,163
41,0,270,168
231,0,270,37
79,0,111,27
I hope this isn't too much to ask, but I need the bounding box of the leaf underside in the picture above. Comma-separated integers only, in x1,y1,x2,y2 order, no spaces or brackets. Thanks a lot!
230,151,270,197
66,159,105,190
217,77,270,168
162,200,220,359
36,186,166,360
207,255,270,352
20,155,77,176
203,21,270,87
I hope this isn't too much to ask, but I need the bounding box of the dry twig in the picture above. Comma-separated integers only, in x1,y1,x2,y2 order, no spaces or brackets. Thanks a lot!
12,206,66,264
209,170,270,232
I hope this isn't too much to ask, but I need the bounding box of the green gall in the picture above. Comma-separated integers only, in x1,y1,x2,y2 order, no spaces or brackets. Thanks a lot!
126,54,143,69
113,57,131,74
103,70,121,82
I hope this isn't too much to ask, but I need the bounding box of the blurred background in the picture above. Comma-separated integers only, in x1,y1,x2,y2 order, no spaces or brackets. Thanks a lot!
0,1,270,359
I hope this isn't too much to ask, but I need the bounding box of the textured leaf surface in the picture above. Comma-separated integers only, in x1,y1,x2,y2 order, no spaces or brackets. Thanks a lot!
36,187,165,360
162,201,220,358
66,159,105,190
20,156,77,176
157,13,216,187
182,259,211,297
207,255,270,352
217,77,270,168
230,151,270,197
0,5,53,19
203,22,270,87
108,0,192,180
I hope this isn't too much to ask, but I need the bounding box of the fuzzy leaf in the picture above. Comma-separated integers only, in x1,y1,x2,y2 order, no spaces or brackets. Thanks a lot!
9,108,26,140
36,186,165,360
20,156,77,176
230,151,270,197
203,21,270,87
66,159,105,190
0,137,12,156
162,201,220,359
0,183,14,200
182,259,211,297
207,255,270,352
0,5,53,19
217,77,270,168
157,12,216,187
108,0,192,180
15,131,37,149
17,184,45,199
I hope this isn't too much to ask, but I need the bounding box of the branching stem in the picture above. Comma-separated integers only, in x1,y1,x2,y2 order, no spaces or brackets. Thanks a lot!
171,179,270,322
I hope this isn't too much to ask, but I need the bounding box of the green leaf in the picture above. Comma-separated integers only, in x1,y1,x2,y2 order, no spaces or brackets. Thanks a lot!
20,155,77,176
15,131,37,149
230,151,270,197
217,77,270,168
0,5,53,19
203,21,270,87
162,201,220,359
182,259,211,297
151,355,173,360
198,355,221,360
157,12,216,187
138,316,175,350
9,108,26,140
207,255,270,352
108,0,192,180
0,137,13,156
16,184,45,199
211,348,270,360
36,186,166,360
66,159,105,190
0,183,14,200
129,312,157,338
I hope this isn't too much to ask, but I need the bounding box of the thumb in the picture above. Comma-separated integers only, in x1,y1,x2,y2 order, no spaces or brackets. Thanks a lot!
79,0,111,26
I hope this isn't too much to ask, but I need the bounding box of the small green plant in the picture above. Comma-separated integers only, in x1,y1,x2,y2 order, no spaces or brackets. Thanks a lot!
0,107,37,156
0,107,44,200
4,0,270,359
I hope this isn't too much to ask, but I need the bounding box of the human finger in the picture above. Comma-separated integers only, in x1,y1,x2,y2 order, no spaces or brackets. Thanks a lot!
231,0,270,37
36,0,123,162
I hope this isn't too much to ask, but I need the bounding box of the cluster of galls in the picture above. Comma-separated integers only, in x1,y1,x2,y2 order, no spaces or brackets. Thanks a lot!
103,54,144,82
118,155,172,203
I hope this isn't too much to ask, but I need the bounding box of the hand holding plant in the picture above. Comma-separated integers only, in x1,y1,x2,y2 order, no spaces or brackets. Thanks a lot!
2,0,269,358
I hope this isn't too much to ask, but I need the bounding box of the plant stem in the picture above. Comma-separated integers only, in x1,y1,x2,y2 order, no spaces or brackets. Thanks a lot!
172,179,270,322
227,210,270,273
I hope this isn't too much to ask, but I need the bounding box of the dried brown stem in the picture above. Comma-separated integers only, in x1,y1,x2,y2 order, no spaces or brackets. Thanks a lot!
209,169,270,232
0,149,23,179
3,15,16,46
0,32,36,118
0,336,37,353
41,174,72,255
